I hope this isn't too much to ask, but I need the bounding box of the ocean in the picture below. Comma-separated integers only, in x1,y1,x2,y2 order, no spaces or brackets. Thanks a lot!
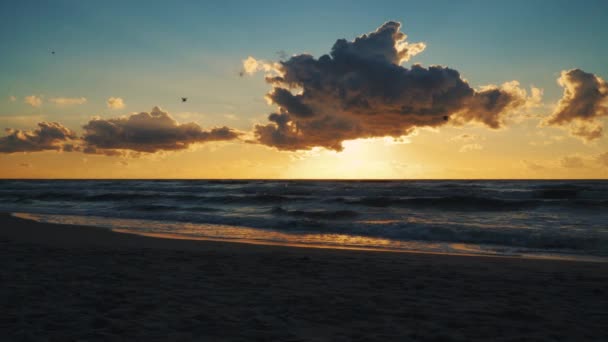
1,180,607,261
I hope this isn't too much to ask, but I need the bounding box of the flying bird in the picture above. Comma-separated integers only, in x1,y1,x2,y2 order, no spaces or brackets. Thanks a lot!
181,97,187,103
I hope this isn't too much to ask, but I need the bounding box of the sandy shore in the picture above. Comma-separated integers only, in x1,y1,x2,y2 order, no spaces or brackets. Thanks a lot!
1,213,607,341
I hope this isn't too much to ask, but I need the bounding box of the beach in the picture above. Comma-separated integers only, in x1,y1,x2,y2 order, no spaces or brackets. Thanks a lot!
1,213,607,341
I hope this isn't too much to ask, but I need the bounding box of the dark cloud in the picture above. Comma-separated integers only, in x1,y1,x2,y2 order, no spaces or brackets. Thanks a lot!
82,107,240,154
251,21,537,151
546,69,608,125
544,69,608,141
0,122,77,153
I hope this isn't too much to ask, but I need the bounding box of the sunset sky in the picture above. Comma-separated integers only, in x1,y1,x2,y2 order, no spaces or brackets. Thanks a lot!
1,0,607,178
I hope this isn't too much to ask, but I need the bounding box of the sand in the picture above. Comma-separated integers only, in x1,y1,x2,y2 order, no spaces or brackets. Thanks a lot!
1,213,607,341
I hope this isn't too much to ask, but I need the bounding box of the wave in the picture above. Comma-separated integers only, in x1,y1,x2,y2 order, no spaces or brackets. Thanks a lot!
329,196,540,211
533,185,588,199
272,207,359,220
1,191,308,204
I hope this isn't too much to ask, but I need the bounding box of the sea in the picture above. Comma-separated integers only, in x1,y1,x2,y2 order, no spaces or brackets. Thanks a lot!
1,180,607,261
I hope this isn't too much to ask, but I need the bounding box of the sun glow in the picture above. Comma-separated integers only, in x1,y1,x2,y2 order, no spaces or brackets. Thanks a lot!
285,138,412,179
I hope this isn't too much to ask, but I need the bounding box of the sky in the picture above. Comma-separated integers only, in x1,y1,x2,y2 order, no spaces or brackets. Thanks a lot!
1,0,607,178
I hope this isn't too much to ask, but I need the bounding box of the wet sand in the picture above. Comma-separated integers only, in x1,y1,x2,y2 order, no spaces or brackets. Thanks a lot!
1,213,607,341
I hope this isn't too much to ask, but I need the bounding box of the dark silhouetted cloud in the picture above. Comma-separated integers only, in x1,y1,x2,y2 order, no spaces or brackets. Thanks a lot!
82,106,240,154
544,69,608,141
0,122,77,153
249,21,538,151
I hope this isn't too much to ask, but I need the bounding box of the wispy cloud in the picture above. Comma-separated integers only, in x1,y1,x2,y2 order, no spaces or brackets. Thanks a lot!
24,95,42,108
49,97,87,105
560,155,585,168
459,143,483,153
522,160,545,171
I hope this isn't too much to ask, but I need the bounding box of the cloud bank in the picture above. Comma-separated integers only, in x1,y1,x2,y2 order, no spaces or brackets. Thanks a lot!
0,122,77,153
249,21,539,151
544,69,608,141
0,107,240,155
82,106,240,154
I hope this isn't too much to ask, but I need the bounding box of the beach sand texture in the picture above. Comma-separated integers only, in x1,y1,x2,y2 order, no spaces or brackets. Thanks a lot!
1,213,607,341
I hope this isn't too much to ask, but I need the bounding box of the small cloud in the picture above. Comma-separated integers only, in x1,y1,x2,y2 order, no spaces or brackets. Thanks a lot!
459,143,483,152
241,56,279,76
24,95,42,108
450,134,477,142
383,136,412,145
62,143,79,152
19,162,31,168
560,155,585,168
107,97,125,110
49,97,87,105
522,160,545,171
224,114,238,120
8,96,16,102
569,121,603,142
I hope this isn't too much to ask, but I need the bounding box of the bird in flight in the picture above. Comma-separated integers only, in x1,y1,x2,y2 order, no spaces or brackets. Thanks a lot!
181,97,188,103
51,50,55,55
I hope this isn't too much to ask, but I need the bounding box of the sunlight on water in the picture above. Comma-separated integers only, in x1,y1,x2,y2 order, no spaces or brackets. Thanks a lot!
14,212,608,262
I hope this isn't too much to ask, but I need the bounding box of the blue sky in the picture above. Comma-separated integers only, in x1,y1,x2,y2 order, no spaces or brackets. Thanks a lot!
0,0,607,179
2,0,607,128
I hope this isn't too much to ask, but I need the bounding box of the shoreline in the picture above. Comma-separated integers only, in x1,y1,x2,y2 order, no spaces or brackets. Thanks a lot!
2,212,607,340
12,212,607,263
